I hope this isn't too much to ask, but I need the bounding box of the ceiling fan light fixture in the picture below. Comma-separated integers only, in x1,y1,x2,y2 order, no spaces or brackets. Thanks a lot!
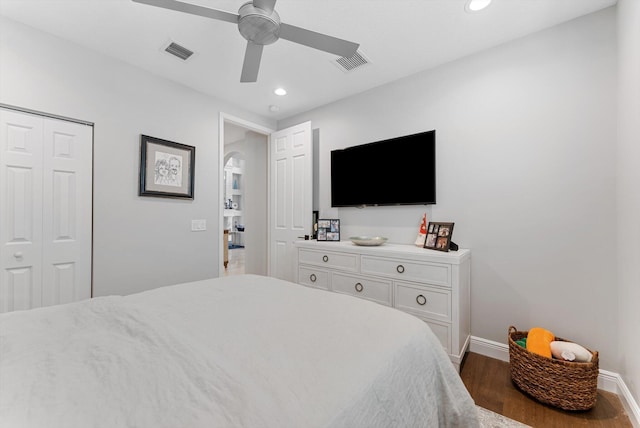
274,88,287,96
465,0,492,13
238,2,281,45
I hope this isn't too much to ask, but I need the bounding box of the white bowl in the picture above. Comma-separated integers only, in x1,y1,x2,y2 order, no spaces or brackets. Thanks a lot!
349,236,388,246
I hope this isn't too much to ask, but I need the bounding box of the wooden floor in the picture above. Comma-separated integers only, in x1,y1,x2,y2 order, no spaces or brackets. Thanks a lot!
460,352,633,427
224,247,245,276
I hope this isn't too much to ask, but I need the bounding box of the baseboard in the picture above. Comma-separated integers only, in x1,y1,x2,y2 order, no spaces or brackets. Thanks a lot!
470,336,640,428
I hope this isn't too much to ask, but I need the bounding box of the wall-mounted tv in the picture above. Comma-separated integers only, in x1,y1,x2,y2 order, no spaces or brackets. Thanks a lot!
331,130,436,207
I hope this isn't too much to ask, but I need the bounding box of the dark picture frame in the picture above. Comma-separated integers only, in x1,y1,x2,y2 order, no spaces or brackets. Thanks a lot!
317,219,340,241
312,210,319,239
139,135,195,199
424,222,455,252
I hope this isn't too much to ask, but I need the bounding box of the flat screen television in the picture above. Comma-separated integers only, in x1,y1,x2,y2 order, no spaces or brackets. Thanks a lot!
331,130,436,207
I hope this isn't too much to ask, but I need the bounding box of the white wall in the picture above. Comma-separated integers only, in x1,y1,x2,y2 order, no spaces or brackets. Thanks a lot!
617,0,640,408
280,8,620,371
0,17,275,297
242,131,269,275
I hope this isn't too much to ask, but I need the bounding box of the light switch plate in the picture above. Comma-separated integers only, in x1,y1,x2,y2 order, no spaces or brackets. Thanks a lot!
191,219,206,231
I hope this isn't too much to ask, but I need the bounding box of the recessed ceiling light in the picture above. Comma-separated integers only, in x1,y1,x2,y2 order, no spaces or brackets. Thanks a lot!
269,105,280,112
274,88,287,96
465,0,491,12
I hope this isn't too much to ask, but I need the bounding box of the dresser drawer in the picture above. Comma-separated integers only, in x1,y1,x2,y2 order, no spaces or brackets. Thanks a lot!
361,255,450,287
294,241,471,370
422,318,451,354
298,267,330,290
332,273,392,306
395,282,451,323
298,249,358,272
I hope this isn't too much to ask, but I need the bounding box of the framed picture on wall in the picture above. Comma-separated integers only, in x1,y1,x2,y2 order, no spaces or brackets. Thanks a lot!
139,135,195,199
424,222,454,252
317,219,340,241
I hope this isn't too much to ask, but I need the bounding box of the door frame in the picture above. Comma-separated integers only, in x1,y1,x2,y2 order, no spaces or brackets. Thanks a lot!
218,113,274,275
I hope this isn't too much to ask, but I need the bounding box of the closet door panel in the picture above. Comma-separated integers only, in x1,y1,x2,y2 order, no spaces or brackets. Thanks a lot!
42,118,92,305
0,110,43,312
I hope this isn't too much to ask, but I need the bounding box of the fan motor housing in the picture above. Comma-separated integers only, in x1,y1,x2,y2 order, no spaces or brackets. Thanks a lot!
238,2,281,45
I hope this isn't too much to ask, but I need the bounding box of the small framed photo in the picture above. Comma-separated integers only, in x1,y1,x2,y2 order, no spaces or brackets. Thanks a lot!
139,135,195,199
424,222,454,252
317,219,340,241
312,210,319,239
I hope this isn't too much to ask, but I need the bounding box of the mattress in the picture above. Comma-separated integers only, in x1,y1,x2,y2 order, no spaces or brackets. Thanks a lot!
0,274,479,427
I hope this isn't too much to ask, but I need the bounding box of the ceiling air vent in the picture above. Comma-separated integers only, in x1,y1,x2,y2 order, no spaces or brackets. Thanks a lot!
334,50,370,72
164,41,194,61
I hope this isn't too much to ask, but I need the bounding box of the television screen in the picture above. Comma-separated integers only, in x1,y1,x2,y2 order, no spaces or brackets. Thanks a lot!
331,130,436,207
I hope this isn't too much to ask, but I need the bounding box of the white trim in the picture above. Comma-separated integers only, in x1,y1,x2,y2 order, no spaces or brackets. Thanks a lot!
598,369,621,394
607,370,640,428
469,335,509,362
469,336,640,427
220,113,274,135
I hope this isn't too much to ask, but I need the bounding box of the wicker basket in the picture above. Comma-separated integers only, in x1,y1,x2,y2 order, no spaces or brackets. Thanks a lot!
508,326,599,411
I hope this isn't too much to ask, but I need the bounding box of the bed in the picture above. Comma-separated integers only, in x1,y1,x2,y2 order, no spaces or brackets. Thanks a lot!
0,274,479,428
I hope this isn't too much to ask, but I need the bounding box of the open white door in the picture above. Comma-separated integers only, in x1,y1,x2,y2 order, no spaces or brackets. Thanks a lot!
269,122,312,282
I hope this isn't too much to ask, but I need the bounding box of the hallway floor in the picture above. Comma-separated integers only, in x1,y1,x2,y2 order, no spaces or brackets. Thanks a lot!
224,247,245,276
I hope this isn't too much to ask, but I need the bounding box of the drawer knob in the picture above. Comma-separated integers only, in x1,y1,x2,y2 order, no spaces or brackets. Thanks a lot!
396,264,405,274
355,282,364,292
322,255,329,262
416,294,427,306
309,273,317,283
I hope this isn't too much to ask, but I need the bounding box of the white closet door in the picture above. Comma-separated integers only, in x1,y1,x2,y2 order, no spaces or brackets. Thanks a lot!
0,109,92,312
0,110,44,312
41,118,92,306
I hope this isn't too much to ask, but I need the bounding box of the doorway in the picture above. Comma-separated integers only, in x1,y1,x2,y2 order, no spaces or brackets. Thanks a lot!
223,152,245,276
219,114,271,276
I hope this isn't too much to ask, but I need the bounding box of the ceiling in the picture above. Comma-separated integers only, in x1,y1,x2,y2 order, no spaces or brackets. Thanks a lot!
0,0,617,121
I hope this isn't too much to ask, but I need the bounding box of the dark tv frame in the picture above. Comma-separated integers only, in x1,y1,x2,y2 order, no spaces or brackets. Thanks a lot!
330,130,436,207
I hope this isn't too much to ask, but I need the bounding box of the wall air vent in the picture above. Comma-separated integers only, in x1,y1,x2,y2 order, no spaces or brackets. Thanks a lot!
334,50,370,72
164,41,194,61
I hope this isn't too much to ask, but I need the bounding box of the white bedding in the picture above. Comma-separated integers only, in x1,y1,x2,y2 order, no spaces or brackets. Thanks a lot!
0,274,479,428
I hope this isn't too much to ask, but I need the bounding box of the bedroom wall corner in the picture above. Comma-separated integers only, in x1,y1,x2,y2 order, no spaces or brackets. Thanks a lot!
616,0,640,418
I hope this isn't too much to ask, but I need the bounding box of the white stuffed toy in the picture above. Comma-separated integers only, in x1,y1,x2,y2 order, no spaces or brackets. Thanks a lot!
550,341,593,362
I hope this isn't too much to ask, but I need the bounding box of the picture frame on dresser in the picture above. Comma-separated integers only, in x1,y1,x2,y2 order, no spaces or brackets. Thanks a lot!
312,210,319,239
424,222,454,252
317,219,340,241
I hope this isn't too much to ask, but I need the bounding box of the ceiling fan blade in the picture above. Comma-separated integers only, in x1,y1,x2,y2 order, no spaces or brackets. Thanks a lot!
240,42,264,83
132,0,238,24
279,23,359,58
253,0,277,14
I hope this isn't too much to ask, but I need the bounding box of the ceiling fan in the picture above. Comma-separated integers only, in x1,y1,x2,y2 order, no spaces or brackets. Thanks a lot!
132,0,360,83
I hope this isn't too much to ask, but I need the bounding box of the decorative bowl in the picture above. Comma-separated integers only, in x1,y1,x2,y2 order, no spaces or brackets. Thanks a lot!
349,236,388,246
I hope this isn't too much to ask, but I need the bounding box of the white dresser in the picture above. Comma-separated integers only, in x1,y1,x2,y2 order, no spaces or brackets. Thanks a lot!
293,240,471,371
